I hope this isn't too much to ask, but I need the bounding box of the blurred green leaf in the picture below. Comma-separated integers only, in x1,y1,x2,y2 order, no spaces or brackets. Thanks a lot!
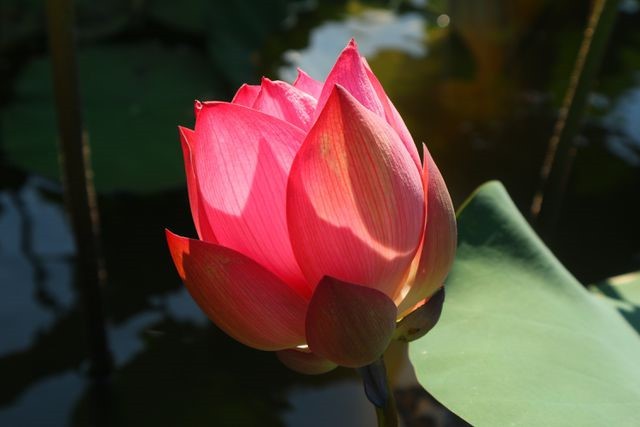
409,181,640,426
590,271,640,333
147,0,302,86
147,0,210,33
207,0,296,86
0,0,134,47
0,0,42,47
2,42,220,193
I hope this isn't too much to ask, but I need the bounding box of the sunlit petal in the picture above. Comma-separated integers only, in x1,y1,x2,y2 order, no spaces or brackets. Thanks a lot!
193,102,309,293
252,78,317,130
287,85,424,297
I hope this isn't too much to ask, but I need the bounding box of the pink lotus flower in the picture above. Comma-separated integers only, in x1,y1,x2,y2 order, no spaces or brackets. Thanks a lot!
166,40,456,372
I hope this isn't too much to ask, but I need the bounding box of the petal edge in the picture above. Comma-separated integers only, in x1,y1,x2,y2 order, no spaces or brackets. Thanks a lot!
397,146,457,315
178,126,216,243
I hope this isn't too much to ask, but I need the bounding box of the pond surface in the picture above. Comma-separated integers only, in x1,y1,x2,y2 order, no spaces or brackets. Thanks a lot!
1,1,639,425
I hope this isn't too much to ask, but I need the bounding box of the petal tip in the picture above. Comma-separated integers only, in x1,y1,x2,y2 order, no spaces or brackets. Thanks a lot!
327,83,357,108
165,227,182,247
194,100,203,118
178,125,194,145
165,229,188,280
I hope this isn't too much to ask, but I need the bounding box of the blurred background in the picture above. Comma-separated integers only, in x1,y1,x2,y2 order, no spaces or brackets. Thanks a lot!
1,0,639,426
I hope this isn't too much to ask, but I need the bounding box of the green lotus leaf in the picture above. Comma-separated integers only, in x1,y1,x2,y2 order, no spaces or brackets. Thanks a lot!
410,181,640,427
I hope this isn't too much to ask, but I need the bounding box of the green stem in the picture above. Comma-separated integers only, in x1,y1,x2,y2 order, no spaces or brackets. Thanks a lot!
530,0,620,234
358,357,399,427
45,0,112,380
374,388,398,427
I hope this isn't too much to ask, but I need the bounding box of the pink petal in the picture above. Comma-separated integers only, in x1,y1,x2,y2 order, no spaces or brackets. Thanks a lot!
276,348,337,375
231,83,261,107
361,57,421,171
293,68,323,99
287,85,425,297
314,39,385,121
193,102,309,294
165,230,308,350
305,277,397,368
252,78,317,130
178,126,216,243
397,145,457,315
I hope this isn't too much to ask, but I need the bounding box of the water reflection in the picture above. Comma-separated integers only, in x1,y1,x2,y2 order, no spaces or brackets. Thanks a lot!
279,8,426,81
603,78,640,166
0,176,74,357
0,171,390,426
283,379,375,427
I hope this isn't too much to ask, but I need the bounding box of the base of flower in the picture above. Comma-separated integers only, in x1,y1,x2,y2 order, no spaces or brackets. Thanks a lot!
357,357,399,427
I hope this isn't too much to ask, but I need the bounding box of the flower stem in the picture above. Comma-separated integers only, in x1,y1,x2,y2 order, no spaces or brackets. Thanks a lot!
45,0,111,381
358,357,398,427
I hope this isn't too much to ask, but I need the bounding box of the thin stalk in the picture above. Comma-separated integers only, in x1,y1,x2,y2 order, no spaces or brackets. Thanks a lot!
374,389,399,427
530,0,620,234
44,0,112,379
358,357,399,427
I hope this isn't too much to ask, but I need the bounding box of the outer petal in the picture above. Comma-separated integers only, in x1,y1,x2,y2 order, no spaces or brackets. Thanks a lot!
193,102,309,294
305,277,397,368
178,126,216,243
231,83,261,107
314,39,385,121
397,145,457,315
287,85,424,297
252,78,317,130
276,348,337,375
165,230,308,350
293,68,323,99
362,57,421,171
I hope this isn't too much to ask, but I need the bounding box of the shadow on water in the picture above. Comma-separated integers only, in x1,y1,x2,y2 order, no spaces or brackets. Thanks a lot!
1,0,639,426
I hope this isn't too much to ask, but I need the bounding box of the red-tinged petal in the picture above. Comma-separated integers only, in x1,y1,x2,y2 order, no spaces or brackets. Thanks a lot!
293,68,323,99
252,78,317,130
362,57,421,171
178,126,216,243
305,277,397,368
287,85,424,297
276,348,337,375
397,145,457,315
165,229,308,351
232,83,260,107
314,39,385,121
193,102,309,294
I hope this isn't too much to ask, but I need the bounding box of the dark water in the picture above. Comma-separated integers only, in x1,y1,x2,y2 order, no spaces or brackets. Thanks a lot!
1,1,639,426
